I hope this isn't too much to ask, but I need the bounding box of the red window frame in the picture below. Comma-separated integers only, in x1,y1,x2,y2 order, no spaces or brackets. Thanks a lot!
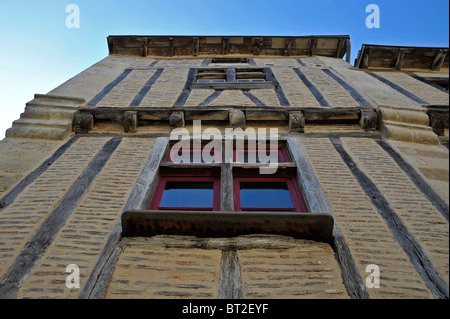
149,176,221,211
166,146,222,163
233,146,291,163
233,177,308,213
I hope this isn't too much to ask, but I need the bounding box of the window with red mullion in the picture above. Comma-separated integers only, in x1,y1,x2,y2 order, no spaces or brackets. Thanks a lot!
166,146,221,163
149,176,221,211
233,177,308,213
233,146,290,164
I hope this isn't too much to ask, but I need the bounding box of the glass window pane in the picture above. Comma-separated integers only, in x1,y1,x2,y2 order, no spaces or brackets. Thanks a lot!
160,182,214,208
239,182,294,208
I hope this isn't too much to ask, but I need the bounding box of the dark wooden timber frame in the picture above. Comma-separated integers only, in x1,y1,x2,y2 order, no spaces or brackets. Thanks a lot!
74,106,378,134
120,137,334,242
86,136,336,299
355,44,449,71
107,35,351,60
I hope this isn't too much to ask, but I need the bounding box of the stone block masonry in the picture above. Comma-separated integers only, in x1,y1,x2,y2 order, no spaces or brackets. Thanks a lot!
106,245,222,299
341,138,449,287
104,237,348,299
299,137,435,298
0,137,108,281
238,244,348,299
14,138,155,299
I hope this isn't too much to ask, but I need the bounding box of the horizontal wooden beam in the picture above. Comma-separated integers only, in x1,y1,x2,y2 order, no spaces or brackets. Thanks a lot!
78,106,374,125
121,211,334,241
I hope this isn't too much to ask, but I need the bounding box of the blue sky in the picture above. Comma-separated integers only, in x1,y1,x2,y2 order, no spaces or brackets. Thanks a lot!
0,0,448,139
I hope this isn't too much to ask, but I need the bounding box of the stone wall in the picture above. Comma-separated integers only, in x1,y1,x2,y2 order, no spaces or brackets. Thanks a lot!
0,55,448,299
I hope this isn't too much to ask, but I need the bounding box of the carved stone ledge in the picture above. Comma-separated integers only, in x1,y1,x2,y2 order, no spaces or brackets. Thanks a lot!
73,113,94,134
124,111,138,133
170,111,185,129
360,110,378,131
289,112,305,133
229,110,246,130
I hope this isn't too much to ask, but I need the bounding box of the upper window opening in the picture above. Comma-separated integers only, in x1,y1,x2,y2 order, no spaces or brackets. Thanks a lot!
211,58,249,64
196,68,227,83
196,68,266,84
233,146,290,164
235,68,266,83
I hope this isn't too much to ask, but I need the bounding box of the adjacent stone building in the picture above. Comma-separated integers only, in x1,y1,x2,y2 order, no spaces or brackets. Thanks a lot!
0,35,448,299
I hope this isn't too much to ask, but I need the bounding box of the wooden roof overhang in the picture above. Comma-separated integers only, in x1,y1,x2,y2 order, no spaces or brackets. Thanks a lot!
107,35,351,61
355,44,449,71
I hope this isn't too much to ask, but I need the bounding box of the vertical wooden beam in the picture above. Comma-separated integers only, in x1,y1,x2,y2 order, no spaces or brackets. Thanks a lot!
220,163,234,212
169,37,174,57
107,36,114,55
394,48,405,70
142,37,148,57
222,37,229,55
308,38,317,56
123,111,138,133
361,47,369,69
253,38,262,56
284,37,292,56
218,250,243,299
431,49,448,71
345,39,351,64
336,38,346,58
193,37,199,57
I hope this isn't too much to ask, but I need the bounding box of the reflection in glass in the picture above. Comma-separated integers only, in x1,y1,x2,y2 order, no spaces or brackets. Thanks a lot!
159,182,214,208
239,182,294,208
